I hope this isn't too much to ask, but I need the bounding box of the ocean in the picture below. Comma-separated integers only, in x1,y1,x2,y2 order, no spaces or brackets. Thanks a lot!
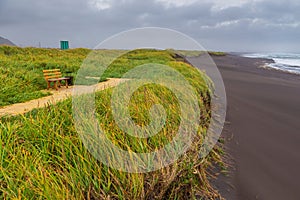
242,53,300,75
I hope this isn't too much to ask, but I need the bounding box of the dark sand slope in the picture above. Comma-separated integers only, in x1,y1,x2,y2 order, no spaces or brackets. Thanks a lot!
188,55,300,200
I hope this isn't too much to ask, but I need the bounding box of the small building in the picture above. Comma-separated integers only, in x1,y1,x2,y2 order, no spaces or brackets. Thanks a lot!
60,41,69,50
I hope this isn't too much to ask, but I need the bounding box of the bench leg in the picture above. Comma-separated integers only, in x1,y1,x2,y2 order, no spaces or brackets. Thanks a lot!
66,80,68,88
47,81,50,89
54,81,58,90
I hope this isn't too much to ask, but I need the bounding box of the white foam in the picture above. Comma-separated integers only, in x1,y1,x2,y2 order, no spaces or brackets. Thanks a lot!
242,53,300,75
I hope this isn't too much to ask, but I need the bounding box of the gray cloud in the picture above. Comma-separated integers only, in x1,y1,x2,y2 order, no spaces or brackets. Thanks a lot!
0,0,299,52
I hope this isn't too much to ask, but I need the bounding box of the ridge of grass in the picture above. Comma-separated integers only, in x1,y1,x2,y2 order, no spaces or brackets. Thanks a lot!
0,47,224,199
166,49,226,58
0,46,224,107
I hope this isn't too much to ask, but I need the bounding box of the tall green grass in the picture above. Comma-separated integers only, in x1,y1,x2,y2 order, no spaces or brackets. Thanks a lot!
167,49,226,58
0,46,223,107
0,47,224,199
0,47,175,106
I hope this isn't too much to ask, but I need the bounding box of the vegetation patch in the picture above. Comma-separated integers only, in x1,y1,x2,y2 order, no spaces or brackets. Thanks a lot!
0,46,90,107
0,47,224,199
167,49,226,58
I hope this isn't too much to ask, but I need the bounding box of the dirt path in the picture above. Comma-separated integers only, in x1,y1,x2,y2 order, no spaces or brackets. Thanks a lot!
0,78,126,117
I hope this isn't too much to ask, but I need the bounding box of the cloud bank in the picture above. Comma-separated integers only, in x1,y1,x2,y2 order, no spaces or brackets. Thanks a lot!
0,0,299,52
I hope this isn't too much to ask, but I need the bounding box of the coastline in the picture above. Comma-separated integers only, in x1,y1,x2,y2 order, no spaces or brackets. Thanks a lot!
259,64,300,76
187,54,300,199
240,52,300,75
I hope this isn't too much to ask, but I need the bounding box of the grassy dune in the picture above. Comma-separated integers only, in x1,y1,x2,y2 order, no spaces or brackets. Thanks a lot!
0,47,224,199
0,46,172,106
0,46,224,107
169,49,226,57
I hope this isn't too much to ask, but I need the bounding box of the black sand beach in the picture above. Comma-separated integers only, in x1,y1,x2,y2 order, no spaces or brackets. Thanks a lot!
188,55,300,200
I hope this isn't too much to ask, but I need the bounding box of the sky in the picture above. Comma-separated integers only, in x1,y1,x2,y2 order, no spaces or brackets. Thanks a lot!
0,0,300,52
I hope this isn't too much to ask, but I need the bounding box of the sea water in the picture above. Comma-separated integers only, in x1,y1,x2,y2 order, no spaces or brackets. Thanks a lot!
242,53,300,75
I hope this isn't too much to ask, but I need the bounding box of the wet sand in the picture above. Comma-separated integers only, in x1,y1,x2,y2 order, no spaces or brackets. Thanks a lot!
187,55,300,200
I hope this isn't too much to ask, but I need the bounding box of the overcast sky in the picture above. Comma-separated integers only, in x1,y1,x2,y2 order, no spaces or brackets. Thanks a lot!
0,0,299,52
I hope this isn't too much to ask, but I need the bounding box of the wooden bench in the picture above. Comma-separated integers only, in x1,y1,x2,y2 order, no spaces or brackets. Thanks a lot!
43,69,70,90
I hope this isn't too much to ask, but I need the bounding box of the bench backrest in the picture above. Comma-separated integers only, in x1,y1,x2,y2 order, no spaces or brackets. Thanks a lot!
43,69,62,80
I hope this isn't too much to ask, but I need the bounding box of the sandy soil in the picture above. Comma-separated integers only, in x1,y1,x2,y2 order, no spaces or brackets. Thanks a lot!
0,78,126,117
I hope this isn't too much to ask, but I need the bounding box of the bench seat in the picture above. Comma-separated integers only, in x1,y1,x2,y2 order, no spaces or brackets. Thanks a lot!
43,69,70,90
